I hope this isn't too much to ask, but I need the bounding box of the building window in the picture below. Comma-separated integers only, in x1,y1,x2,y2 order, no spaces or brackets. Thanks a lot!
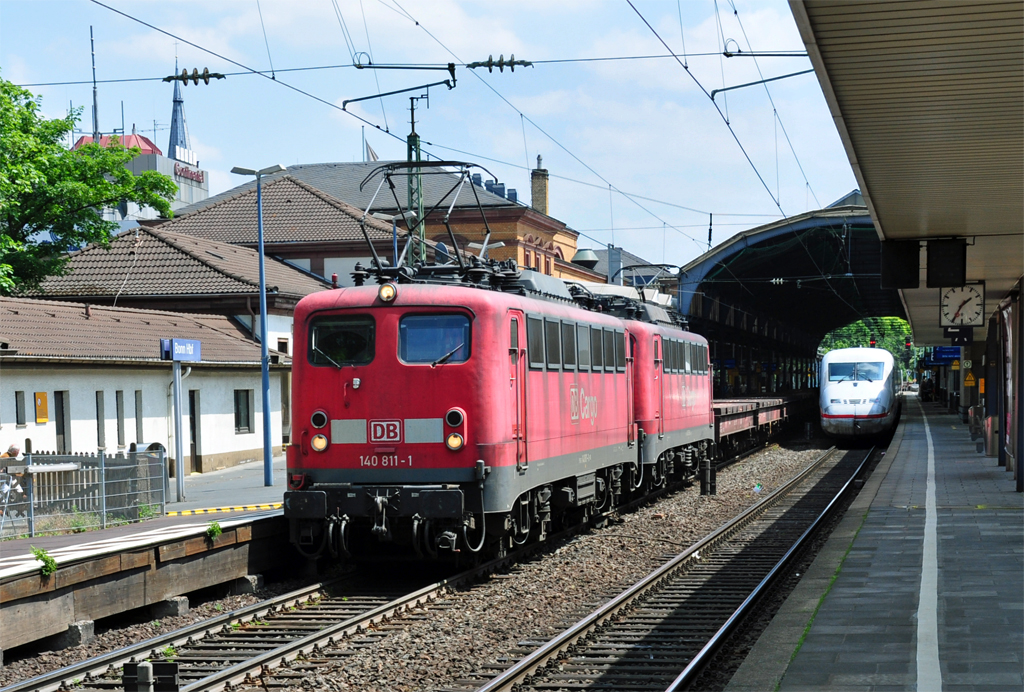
116,391,125,447
96,391,106,449
277,338,289,355
523,250,531,268
135,390,144,444
15,391,25,426
234,390,254,434
534,253,541,270
544,256,551,275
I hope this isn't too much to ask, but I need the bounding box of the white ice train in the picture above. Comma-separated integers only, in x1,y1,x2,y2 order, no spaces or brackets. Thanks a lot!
819,347,901,437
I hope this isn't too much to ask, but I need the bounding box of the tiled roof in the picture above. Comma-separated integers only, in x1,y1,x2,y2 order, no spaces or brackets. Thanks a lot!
155,175,398,245
72,134,162,155
0,297,279,364
173,162,514,219
31,227,330,299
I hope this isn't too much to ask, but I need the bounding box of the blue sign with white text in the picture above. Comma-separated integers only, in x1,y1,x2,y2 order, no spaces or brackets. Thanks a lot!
161,338,202,362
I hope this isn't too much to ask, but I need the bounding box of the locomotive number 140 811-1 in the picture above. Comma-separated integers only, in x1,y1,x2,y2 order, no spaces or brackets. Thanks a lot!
359,454,413,467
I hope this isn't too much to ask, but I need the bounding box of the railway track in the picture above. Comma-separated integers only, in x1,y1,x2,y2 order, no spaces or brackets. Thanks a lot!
457,446,872,691
4,442,823,692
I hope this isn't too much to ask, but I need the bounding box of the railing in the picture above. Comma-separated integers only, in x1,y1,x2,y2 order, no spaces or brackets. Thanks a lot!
0,447,167,539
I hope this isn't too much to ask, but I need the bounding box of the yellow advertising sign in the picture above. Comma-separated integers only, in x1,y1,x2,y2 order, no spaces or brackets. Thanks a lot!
951,359,960,371
34,392,48,423
964,373,976,387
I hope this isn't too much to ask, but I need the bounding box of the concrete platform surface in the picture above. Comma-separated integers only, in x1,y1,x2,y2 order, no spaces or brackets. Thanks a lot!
0,454,286,568
727,395,1024,692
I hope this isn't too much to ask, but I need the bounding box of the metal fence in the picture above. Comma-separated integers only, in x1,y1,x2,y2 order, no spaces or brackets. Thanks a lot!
0,447,167,539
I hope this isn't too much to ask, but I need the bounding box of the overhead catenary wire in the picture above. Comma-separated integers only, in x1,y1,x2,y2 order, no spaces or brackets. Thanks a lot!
359,0,389,131
83,0,780,258
255,0,276,80
626,1,868,321
381,0,713,253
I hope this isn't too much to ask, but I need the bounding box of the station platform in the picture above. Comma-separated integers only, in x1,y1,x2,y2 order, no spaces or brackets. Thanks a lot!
728,395,1024,691
0,454,286,570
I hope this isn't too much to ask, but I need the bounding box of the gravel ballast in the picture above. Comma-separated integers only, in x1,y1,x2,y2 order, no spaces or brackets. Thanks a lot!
274,439,832,691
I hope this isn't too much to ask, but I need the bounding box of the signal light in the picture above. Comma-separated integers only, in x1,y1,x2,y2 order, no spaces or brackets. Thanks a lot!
445,433,464,450
870,338,877,347
905,339,912,348
378,283,398,302
311,434,329,452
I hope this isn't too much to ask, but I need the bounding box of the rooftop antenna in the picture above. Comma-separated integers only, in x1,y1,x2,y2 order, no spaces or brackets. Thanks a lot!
90,26,99,143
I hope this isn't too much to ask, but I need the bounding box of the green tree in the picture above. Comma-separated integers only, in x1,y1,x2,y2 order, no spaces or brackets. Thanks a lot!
0,77,176,293
820,317,918,380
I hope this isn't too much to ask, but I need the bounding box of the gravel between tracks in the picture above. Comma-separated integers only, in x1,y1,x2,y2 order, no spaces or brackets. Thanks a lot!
0,579,308,688
281,438,832,691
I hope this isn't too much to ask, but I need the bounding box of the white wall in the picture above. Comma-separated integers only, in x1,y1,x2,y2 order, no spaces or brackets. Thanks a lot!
0,364,283,470
325,257,374,287
235,313,294,356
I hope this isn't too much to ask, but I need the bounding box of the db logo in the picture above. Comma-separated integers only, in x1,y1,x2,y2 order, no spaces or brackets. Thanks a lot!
369,420,402,443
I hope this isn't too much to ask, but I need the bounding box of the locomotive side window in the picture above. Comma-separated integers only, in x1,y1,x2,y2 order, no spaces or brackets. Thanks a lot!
669,340,678,373
577,324,591,369
591,326,604,370
308,315,375,367
603,329,615,372
399,314,471,364
527,316,545,369
700,344,708,373
545,318,561,369
561,322,576,369
615,331,626,371
510,319,519,364
684,342,692,373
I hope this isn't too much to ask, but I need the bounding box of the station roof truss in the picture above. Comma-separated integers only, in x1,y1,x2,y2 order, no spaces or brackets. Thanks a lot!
791,0,1024,345
680,205,906,351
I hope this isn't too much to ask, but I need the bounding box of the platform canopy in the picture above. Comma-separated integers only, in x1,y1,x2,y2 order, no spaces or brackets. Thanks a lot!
679,199,906,350
790,0,1024,345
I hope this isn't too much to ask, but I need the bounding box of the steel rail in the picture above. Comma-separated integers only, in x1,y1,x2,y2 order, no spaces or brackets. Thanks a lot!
1,579,337,692
475,446,843,692
664,446,874,690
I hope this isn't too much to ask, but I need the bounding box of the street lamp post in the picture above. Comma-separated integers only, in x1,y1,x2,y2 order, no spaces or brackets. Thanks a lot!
231,164,286,487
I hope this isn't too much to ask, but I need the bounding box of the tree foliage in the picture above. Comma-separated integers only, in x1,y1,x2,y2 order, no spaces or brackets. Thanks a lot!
821,317,918,378
0,77,176,293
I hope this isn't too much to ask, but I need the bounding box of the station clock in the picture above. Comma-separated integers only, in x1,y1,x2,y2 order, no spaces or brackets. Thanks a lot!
939,283,985,327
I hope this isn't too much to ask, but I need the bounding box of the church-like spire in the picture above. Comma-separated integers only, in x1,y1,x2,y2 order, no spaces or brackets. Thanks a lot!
168,59,195,165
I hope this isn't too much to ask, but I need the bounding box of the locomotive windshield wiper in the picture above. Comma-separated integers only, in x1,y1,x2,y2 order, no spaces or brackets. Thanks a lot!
313,347,343,369
431,343,464,368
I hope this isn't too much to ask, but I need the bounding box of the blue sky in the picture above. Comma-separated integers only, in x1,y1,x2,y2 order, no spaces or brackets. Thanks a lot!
1,0,857,268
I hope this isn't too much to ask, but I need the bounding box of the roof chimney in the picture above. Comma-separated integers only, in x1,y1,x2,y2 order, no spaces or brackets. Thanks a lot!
531,154,549,216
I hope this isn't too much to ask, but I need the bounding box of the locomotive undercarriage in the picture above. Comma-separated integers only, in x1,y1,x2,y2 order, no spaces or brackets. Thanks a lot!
288,441,713,561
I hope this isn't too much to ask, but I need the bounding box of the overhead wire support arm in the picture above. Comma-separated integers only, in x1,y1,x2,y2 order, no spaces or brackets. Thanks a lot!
710,69,814,100
355,61,457,82
342,79,454,110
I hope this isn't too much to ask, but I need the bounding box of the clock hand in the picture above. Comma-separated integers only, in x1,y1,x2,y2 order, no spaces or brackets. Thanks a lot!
953,297,971,321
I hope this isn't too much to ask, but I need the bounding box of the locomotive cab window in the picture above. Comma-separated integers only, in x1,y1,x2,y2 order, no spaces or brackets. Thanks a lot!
399,314,471,364
527,316,545,369
309,315,375,367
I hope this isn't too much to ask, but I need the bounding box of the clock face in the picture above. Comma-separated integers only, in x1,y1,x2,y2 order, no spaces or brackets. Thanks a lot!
940,285,985,326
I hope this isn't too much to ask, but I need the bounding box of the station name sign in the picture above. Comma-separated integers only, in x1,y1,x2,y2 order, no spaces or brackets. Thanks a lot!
173,162,205,184
161,338,202,362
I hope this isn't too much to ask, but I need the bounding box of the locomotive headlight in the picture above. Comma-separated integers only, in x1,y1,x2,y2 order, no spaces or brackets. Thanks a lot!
445,433,464,450
311,434,329,452
378,283,398,302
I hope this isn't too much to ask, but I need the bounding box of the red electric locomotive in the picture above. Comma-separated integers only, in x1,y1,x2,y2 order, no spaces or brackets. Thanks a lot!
283,160,716,559
284,268,716,559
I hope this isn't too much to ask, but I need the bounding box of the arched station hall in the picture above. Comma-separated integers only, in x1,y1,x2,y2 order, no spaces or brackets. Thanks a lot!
721,3,1023,692
677,190,903,399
